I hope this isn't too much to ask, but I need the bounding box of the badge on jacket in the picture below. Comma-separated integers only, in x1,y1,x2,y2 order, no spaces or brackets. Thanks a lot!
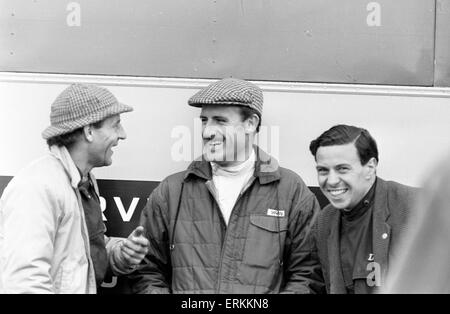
267,208,285,217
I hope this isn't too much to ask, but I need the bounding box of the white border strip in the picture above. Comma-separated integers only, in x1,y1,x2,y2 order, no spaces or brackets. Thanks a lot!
1,72,450,98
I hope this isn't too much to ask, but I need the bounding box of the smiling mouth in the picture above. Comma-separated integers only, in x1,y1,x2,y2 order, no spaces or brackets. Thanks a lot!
327,188,348,197
207,141,223,147
109,144,118,153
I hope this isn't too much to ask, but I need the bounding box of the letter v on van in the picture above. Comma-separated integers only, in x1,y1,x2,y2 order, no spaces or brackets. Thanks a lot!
267,208,285,217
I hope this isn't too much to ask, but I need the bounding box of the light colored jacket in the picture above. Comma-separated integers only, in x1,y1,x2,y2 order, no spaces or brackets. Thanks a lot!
0,145,99,293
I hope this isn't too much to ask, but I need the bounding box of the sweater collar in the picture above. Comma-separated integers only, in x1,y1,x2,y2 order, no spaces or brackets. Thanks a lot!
184,145,281,185
211,149,256,177
341,178,377,221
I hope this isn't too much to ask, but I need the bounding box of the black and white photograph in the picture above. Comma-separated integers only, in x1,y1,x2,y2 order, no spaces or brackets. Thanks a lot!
1,0,449,302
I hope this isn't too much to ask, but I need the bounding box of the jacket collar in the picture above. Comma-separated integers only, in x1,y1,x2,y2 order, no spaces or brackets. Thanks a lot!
184,145,281,185
371,177,391,280
372,177,391,224
49,145,83,189
327,208,346,294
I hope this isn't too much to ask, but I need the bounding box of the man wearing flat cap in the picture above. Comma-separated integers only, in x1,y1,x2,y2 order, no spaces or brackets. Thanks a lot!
131,78,324,294
0,84,149,293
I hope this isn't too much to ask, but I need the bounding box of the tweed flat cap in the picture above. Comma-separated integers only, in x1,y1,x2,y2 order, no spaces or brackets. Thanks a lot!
188,78,263,116
42,83,133,140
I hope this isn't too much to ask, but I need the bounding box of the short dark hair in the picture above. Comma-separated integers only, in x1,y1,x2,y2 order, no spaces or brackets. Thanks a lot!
46,120,105,148
309,124,379,165
239,106,261,133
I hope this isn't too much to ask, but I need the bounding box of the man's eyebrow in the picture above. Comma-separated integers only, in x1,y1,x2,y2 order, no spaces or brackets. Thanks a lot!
199,115,228,120
335,163,351,167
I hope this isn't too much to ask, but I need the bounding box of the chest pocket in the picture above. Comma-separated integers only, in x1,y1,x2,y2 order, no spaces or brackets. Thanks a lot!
243,214,288,267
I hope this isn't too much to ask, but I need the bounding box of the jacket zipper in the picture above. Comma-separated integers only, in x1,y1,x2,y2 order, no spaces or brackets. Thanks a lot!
206,176,257,293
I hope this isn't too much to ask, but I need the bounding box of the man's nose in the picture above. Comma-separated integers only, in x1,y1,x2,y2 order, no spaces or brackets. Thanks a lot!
118,125,127,140
327,171,340,186
202,123,218,140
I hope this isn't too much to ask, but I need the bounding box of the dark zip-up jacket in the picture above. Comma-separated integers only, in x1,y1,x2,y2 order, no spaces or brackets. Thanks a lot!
131,147,324,293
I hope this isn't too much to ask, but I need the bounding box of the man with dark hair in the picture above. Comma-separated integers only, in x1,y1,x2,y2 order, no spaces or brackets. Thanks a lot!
131,78,324,294
0,83,149,293
309,124,418,294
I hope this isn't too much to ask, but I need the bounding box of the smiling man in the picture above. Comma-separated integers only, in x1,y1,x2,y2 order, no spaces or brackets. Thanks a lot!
131,78,324,294
309,124,418,294
0,84,149,293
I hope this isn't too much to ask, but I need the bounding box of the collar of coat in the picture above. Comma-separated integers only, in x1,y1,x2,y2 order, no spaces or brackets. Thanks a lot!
49,145,99,195
183,145,281,185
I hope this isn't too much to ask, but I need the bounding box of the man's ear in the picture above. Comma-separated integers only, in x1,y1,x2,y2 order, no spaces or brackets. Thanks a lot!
245,114,259,134
365,157,378,179
83,125,94,142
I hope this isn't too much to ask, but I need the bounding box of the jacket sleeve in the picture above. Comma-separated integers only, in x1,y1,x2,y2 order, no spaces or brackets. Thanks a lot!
129,182,172,294
281,191,326,294
0,180,58,293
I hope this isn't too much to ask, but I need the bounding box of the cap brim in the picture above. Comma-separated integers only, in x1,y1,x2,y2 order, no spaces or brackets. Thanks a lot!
188,101,253,108
42,102,133,140
188,102,203,108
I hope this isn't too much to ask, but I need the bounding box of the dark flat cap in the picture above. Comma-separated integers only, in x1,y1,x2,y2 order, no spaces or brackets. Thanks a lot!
188,78,263,116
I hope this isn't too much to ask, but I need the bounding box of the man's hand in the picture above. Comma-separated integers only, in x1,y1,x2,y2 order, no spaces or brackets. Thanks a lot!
119,226,149,267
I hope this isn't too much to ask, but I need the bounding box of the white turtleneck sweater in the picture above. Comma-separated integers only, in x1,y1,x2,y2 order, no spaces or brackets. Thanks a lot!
211,150,256,225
